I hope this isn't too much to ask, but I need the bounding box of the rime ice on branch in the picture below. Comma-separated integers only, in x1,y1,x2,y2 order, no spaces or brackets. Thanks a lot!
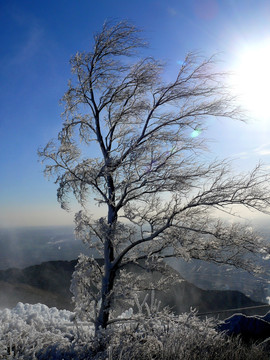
39,20,270,330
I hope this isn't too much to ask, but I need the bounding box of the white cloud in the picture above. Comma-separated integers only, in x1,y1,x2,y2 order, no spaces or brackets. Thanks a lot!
257,149,270,156
233,143,270,159
254,143,270,156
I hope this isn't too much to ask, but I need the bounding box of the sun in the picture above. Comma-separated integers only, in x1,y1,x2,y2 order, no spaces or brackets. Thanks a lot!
231,40,270,121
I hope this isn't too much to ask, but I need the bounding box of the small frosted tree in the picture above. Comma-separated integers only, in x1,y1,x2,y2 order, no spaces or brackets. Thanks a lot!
39,21,270,331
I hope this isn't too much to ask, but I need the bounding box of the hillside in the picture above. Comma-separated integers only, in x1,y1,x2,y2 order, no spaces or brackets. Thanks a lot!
1,227,269,305
0,280,71,310
0,259,268,318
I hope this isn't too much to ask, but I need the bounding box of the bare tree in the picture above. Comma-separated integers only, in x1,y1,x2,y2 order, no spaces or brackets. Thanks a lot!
39,20,270,331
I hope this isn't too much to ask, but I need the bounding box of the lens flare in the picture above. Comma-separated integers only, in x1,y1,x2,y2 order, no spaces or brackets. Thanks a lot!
191,129,202,138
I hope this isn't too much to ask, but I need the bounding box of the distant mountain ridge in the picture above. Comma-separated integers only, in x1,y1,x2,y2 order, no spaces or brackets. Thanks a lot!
1,226,269,305
0,259,268,318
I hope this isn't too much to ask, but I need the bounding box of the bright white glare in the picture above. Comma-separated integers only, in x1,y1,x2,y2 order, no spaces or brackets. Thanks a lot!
232,40,270,121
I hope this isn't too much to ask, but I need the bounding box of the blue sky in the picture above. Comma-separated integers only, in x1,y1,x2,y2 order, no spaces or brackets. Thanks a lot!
1,0,270,228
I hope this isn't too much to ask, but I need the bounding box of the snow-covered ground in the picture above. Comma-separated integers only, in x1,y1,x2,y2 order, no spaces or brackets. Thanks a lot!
0,302,268,359
0,302,217,359
1,302,73,325
0,303,93,359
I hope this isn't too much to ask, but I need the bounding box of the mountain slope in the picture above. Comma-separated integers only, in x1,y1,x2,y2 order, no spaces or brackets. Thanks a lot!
0,280,71,310
0,260,267,318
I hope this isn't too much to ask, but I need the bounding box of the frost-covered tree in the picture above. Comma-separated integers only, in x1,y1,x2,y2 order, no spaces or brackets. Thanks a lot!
39,20,270,331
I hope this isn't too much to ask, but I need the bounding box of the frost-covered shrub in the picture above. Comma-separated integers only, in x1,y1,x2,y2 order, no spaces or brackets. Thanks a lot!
88,295,270,360
102,312,269,360
100,310,218,360
0,303,77,359
0,302,269,359
70,254,102,323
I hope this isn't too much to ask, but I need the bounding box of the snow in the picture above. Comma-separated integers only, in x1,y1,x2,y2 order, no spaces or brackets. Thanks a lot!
0,302,216,359
0,302,75,334
0,302,268,359
5,302,73,323
0,302,94,359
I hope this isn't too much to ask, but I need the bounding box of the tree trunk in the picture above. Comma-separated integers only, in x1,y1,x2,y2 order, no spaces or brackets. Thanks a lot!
95,173,117,331
95,261,116,331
